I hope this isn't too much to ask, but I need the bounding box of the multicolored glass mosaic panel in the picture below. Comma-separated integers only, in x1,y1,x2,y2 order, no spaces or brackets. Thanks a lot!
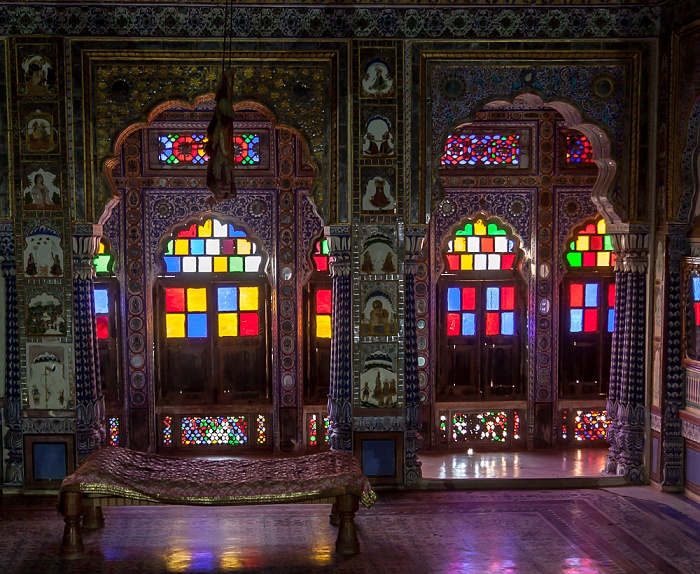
313,238,330,272
452,412,509,442
162,219,262,274
562,409,569,440
692,276,700,326
573,410,610,441
94,287,110,340
440,414,448,443
513,411,520,441
441,133,520,166
163,416,172,446
446,220,516,272
256,415,267,445
566,133,594,163
568,282,615,334
109,417,119,446
94,239,112,274
446,285,516,337
565,219,615,268
157,133,260,166
181,416,248,446
308,414,330,446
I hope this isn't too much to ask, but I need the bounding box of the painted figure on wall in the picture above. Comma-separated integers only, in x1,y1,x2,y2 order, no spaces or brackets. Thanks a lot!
362,61,393,97
361,233,396,276
27,347,70,410
23,226,63,278
20,54,56,95
362,176,395,213
23,169,60,210
359,349,398,408
27,292,66,336
360,290,398,336
24,110,56,153
362,117,394,157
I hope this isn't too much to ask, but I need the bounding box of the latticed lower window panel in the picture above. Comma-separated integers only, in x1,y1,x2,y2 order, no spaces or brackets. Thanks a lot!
307,413,331,448
439,410,522,447
560,409,610,442
160,414,271,449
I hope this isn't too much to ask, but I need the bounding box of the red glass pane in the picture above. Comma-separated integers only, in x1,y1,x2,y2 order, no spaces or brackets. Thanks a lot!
583,224,596,234
165,288,186,312
481,237,494,253
695,302,700,327
590,235,603,251
313,255,329,272
446,254,460,270
485,312,500,335
582,251,596,267
610,253,617,267
583,308,598,332
316,289,332,314
221,239,235,255
570,284,584,308
239,312,259,336
446,313,461,336
608,284,616,307
177,224,197,238
461,287,476,311
501,286,515,311
95,315,109,339
501,254,516,269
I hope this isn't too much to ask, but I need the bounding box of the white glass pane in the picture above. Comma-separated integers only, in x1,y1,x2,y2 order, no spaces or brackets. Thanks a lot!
474,254,487,270
487,254,501,269
182,257,197,272
245,255,262,272
495,236,508,253
467,236,480,253
205,239,220,255
213,219,228,237
198,257,212,272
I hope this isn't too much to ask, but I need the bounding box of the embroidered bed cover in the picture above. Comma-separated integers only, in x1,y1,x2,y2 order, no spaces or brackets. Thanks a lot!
61,446,376,508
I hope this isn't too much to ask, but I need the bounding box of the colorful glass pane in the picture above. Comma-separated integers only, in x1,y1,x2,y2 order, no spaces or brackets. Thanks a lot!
447,313,461,336
187,288,207,312
218,287,238,311
218,313,238,337
257,415,266,445
181,416,248,445
316,314,332,339
239,312,259,336
158,133,260,166
316,289,332,314
565,218,615,268
94,239,113,274
573,410,610,440
309,415,318,446
566,133,594,163
441,133,520,166
95,315,110,340
239,286,258,311
109,417,119,446
163,416,172,446
447,219,516,271
451,412,509,442
166,314,186,338
165,288,186,312
187,313,207,338
485,312,500,336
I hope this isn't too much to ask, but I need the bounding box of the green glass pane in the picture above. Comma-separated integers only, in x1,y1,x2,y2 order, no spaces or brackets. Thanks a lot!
165,240,174,255
569,240,576,250
603,235,613,250
94,254,111,274
456,223,473,236
487,223,499,235
567,252,582,267
229,256,244,272
321,238,329,255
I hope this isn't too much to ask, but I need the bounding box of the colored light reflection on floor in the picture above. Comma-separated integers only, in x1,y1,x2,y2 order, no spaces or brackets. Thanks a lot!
164,548,264,571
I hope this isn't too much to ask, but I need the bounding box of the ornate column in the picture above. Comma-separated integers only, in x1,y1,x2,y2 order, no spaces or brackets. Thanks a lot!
605,228,648,482
326,225,353,452
661,230,688,490
404,226,426,485
1,228,22,485
72,225,105,462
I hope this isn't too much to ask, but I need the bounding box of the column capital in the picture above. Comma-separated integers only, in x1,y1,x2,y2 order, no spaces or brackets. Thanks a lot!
404,225,427,274
324,225,352,278
72,224,103,280
609,227,649,274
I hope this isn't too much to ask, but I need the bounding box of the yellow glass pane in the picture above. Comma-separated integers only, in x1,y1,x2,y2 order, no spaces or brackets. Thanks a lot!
460,254,473,270
239,286,258,311
597,219,607,235
474,219,487,236
452,237,466,252
166,314,185,338
218,313,239,337
576,235,590,251
187,288,207,312
174,239,189,255
198,219,213,238
597,251,611,266
98,242,105,254
316,314,331,338
213,257,229,272
237,239,252,255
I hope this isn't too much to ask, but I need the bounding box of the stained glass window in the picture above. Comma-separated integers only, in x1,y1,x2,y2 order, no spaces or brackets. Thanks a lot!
181,416,248,446
162,219,262,275
446,219,517,272
573,410,609,441
94,238,113,274
256,415,267,445
693,276,700,326
313,237,330,272
94,287,110,340
446,285,515,337
452,412,509,442
441,133,520,166
163,416,172,446
109,417,119,446
565,218,615,269
566,133,594,163
562,409,569,440
157,133,260,166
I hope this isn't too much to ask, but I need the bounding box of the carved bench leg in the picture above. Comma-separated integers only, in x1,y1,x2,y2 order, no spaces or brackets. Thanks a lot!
334,494,360,556
329,502,340,526
59,491,85,559
83,505,105,530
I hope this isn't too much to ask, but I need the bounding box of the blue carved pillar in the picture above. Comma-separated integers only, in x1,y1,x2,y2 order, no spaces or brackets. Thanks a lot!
326,225,353,452
1,229,22,485
72,225,105,462
605,229,648,482
404,226,426,485
660,230,688,490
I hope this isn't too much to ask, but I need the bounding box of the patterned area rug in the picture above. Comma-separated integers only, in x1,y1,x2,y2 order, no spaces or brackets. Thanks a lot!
2,488,700,573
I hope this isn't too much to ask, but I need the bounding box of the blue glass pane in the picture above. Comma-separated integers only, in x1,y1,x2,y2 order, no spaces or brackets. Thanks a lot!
229,225,246,237
501,312,515,335
570,309,583,333
94,289,109,314
584,283,599,307
447,288,461,311
164,257,181,273
461,313,476,336
607,309,615,333
693,276,700,301
486,287,500,311
190,239,205,255
218,287,238,311
187,313,207,338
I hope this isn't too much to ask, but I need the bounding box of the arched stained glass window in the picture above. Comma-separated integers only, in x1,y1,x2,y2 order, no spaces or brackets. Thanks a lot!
446,219,517,272
441,133,520,166
157,133,260,166
306,234,332,403
566,133,594,164
564,218,615,269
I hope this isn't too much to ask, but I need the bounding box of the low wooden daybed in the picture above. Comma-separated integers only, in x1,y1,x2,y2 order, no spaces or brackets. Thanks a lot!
58,446,376,559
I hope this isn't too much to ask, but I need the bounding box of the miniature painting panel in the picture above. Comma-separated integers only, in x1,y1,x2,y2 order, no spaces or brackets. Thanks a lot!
27,343,71,411
360,282,399,337
23,224,64,278
21,104,59,155
361,60,394,98
359,344,400,408
16,44,58,95
361,168,396,215
362,114,395,158
22,166,62,210
27,291,66,336
360,230,397,275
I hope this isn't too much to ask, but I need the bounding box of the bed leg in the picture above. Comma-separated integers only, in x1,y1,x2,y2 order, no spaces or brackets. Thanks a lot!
59,491,85,559
329,501,340,526
334,494,360,556
83,505,105,529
